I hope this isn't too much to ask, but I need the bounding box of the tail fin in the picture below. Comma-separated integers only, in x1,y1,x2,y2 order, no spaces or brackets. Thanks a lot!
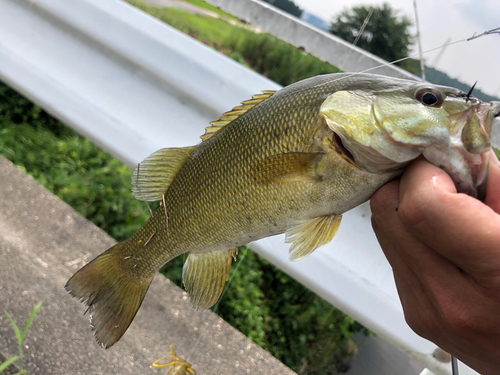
65,242,154,348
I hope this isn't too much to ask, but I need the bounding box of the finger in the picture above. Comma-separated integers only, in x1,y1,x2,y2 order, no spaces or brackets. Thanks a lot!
371,180,412,277
371,182,440,337
382,243,439,339
484,150,500,214
371,178,485,346
371,176,460,287
397,158,500,281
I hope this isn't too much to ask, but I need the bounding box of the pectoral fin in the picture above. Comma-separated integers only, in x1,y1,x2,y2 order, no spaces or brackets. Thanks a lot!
253,152,325,184
286,215,342,261
132,146,197,201
182,248,238,309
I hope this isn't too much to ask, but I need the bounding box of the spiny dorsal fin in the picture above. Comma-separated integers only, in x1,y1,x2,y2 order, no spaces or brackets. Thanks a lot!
200,90,276,141
182,248,238,309
286,215,343,261
132,146,197,201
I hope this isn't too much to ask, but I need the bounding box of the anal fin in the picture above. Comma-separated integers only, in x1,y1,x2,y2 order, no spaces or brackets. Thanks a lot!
286,215,342,261
182,248,238,309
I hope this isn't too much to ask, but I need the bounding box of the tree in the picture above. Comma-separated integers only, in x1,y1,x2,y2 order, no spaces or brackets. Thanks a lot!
329,3,414,65
262,0,303,18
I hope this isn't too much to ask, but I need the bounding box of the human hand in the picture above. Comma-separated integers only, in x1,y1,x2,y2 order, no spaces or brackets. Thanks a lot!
370,151,500,375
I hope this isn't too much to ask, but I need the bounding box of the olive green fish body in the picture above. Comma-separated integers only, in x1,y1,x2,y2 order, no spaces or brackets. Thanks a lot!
129,77,396,269
66,74,500,347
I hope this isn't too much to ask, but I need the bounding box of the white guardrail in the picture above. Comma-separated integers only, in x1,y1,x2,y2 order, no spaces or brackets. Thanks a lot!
0,0,478,374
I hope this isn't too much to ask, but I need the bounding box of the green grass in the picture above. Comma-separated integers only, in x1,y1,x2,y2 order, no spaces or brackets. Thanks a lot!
0,3,358,373
1,302,42,375
0,83,156,242
222,28,340,86
0,78,360,373
127,3,235,44
180,0,237,20
125,0,340,86
2,2,497,373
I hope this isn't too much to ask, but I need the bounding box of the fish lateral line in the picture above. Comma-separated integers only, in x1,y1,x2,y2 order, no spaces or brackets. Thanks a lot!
65,71,500,350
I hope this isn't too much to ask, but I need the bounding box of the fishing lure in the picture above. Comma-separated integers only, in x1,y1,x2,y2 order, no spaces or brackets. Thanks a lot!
151,344,196,375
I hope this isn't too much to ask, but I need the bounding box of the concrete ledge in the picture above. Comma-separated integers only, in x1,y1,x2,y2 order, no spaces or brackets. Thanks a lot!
0,156,295,375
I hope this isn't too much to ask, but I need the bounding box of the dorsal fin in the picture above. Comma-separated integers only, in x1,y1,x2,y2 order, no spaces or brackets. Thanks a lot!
132,146,197,201
200,90,276,141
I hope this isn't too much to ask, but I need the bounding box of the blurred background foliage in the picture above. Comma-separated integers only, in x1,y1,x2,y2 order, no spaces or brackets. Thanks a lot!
0,80,362,374
0,2,371,374
329,4,413,71
126,0,340,87
5,0,499,372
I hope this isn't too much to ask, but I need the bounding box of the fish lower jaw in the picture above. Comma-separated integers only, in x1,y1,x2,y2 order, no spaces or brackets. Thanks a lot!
423,146,490,199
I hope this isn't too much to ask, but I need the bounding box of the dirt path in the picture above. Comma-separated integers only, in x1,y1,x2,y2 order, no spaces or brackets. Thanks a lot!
140,0,220,18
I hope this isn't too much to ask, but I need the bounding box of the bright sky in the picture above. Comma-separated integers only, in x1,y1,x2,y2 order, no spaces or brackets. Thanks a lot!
293,0,500,98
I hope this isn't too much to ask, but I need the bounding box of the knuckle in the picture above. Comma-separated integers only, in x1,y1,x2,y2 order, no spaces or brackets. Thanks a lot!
398,194,426,228
404,310,436,339
439,303,475,336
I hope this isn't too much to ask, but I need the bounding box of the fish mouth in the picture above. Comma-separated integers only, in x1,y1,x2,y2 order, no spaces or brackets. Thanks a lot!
493,103,500,132
422,145,487,199
424,102,500,200
493,102,500,117
475,102,500,200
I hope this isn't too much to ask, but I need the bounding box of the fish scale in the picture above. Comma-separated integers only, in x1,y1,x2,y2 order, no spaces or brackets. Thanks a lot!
66,73,500,348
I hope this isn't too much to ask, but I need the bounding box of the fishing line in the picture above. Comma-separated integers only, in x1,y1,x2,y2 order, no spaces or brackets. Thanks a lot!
339,7,374,69
351,27,498,375
150,26,500,372
346,27,500,78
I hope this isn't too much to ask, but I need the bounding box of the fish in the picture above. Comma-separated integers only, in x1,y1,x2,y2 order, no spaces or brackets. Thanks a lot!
65,73,500,348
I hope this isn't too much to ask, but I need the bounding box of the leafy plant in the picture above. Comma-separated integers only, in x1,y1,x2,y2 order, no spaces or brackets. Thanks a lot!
0,98,156,242
222,28,340,86
0,357,20,374
0,3,355,372
262,0,303,18
125,0,340,87
329,3,414,67
1,302,42,375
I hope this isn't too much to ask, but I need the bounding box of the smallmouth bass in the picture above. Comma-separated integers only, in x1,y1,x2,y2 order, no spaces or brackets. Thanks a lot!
66,73,500,347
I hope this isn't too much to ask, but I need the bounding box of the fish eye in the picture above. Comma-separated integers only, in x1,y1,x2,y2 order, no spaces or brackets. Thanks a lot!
414,88,444,107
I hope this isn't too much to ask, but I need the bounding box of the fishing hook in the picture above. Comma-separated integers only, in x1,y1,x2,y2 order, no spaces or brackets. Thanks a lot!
465,81,477,102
